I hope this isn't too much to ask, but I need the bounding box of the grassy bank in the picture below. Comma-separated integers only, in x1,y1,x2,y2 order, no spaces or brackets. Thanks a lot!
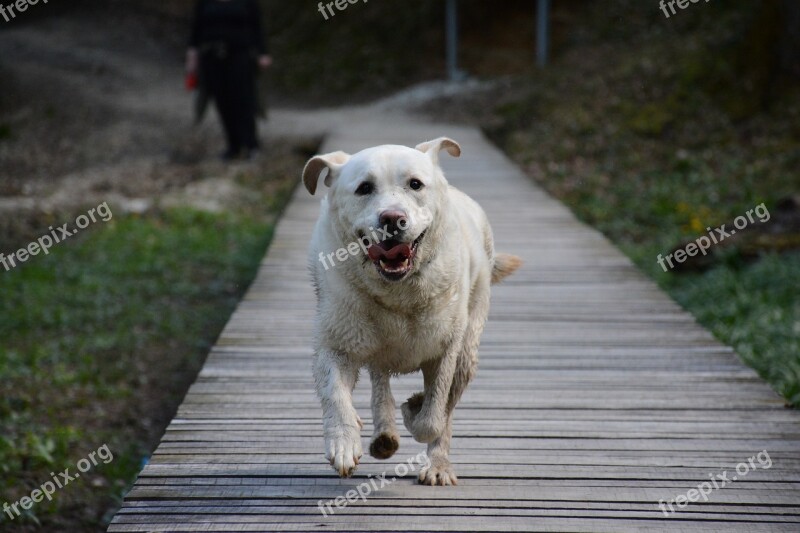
0,156,302,530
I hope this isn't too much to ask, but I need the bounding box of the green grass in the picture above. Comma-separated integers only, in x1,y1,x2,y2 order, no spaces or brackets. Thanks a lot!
0,207,276,529
667,254,800,406
482,0,800,406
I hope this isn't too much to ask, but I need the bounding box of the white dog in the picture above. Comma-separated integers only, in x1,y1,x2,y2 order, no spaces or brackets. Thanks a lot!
304,137,521,485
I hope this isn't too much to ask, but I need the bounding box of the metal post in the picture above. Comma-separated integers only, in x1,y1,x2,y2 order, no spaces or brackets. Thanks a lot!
445,0,461,81
536,0,550,68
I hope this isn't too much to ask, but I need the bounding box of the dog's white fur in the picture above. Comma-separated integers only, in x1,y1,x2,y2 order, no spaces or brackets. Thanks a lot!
304,138,520,485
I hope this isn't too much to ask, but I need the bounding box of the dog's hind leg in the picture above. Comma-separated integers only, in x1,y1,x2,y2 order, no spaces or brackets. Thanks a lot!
368,370,400,459
418,414,457,485
450,280,489,410
417,282,489,486
401,350,461,486
416,344,479,486
401,334,462,445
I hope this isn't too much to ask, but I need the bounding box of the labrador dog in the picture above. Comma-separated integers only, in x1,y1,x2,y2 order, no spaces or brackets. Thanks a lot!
303,137,521,485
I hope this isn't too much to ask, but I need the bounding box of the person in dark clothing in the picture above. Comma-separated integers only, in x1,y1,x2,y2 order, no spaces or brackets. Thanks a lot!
187,0,272,161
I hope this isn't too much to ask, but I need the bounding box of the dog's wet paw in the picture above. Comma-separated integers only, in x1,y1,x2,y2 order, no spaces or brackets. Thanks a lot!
401,392,424,432
418,457,458,486
325,429,362,478
369,432,400,459
402,393,441,443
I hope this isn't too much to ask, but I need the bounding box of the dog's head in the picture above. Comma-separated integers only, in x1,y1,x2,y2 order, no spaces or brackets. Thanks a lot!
304,137,461,282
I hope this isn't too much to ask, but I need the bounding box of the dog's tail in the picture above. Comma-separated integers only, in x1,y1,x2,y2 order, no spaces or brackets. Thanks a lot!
491,253,523,284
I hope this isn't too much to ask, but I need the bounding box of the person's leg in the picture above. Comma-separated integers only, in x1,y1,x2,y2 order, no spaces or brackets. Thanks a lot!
242,71,259,152
207,55,242,158
230,51,259,153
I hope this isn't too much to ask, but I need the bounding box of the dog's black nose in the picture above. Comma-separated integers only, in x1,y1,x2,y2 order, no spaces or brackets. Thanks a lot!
379,210,409,234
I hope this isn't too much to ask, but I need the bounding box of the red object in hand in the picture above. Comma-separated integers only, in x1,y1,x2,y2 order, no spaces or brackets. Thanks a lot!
185,72,198,91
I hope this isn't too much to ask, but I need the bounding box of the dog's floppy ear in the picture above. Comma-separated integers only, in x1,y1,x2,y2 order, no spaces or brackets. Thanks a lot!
302,151,351,195
415,137,461,165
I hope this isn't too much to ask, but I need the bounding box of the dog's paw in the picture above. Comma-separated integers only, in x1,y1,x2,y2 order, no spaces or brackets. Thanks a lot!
324,428,362,478
369,431,400,460
418,457,458,486
402,393,441,443
400,392,425,432
409,414,442,444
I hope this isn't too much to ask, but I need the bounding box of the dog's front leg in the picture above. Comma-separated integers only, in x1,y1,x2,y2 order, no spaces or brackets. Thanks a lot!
401,338,462,444
368,370,400,459
313,349,362,477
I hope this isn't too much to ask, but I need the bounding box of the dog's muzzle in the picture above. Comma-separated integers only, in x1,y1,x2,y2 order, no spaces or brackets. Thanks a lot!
367,231,426,281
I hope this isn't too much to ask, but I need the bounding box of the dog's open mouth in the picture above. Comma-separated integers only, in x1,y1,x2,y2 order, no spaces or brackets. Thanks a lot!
366,231,426,281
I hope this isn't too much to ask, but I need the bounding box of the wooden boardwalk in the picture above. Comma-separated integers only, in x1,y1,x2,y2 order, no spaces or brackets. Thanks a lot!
109,120,800,532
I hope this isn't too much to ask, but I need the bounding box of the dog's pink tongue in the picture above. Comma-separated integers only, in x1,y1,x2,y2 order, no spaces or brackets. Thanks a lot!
368,243,412,262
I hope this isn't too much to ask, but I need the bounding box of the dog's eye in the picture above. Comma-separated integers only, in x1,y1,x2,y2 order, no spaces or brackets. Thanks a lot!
409,178,424,191
355,182,374,196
